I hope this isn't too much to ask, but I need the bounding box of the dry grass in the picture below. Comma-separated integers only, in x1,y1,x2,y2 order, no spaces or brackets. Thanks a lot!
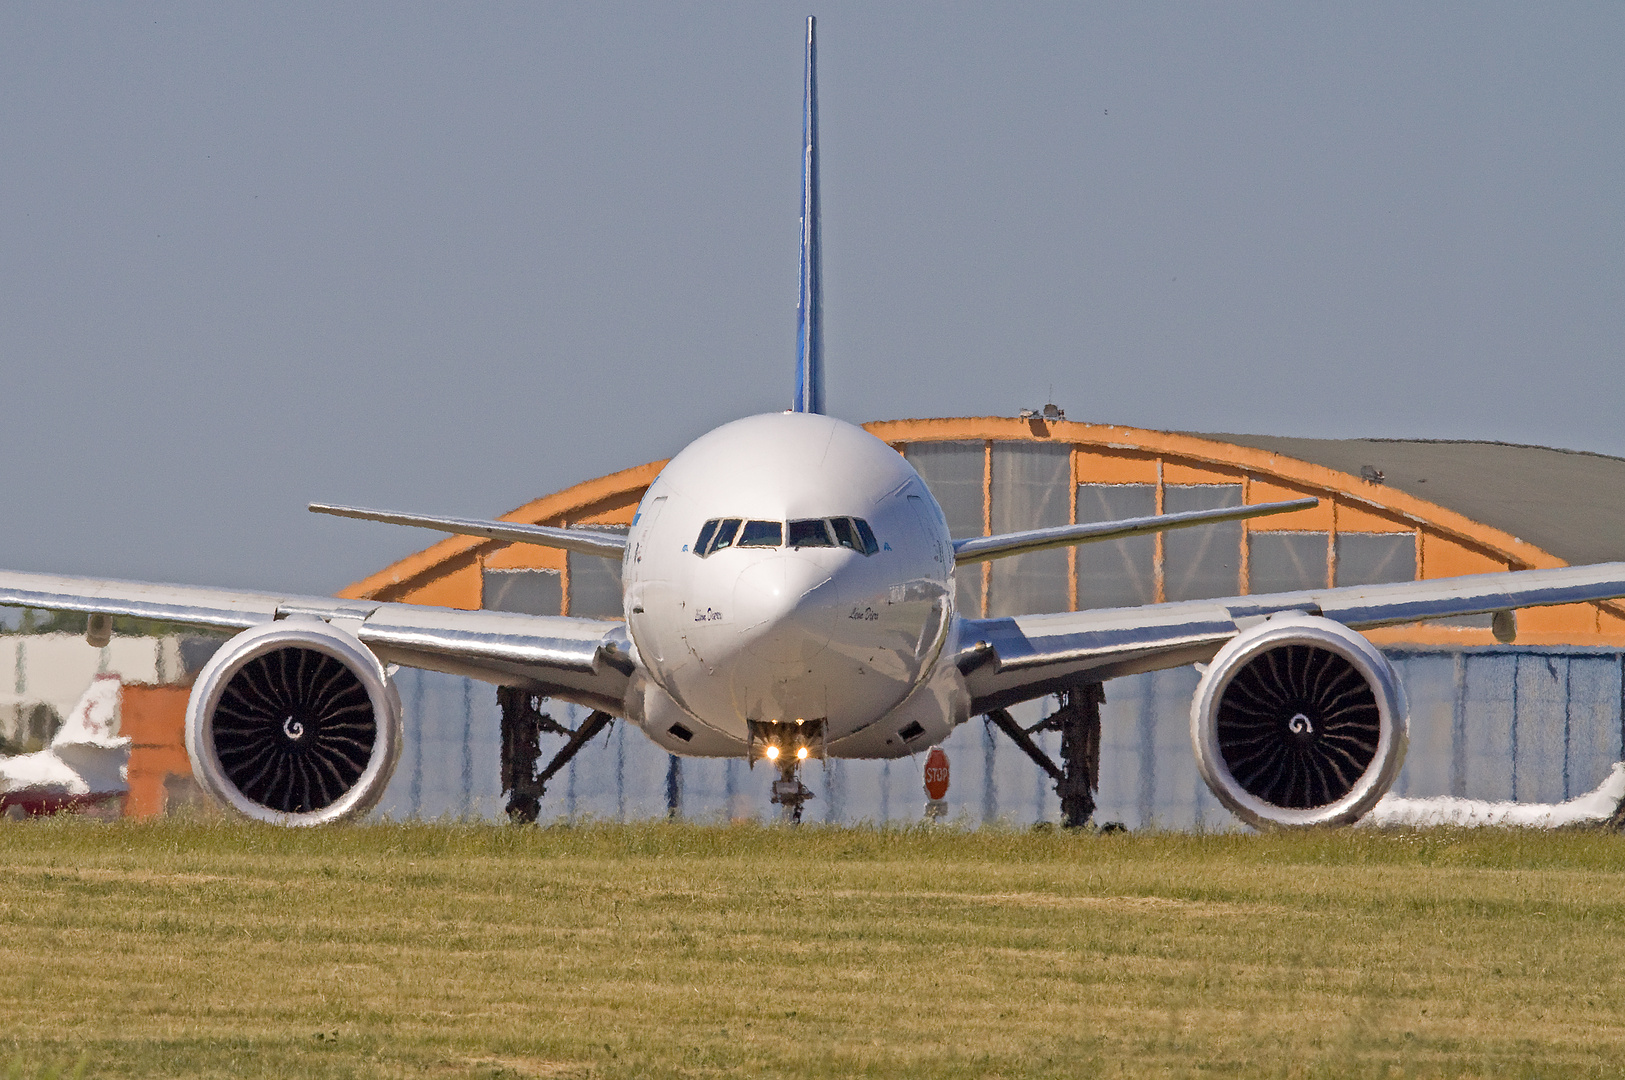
1,819,1622,1078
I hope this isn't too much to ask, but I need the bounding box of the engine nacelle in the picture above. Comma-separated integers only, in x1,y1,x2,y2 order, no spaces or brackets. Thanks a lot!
185,619,402,825
1191,614,1408,829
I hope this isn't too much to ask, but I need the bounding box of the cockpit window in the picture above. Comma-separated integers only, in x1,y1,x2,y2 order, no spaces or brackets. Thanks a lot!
693,519,720,555
853,518,879,555
737,520,783,548
692,516,876,556
787,519,834,548
709,518,744,553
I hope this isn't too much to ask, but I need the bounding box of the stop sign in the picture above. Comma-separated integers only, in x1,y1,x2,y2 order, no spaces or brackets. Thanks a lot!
923,746,950,801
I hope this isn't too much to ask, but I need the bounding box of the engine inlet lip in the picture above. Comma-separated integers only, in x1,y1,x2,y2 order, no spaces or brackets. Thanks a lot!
185,618,402,827
1191,614,1409,830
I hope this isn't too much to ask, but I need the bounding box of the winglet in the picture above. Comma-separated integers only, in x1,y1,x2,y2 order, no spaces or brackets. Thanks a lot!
792,15,824,414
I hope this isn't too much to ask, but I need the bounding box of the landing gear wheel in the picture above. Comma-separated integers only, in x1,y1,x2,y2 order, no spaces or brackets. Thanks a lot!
770,759,814,824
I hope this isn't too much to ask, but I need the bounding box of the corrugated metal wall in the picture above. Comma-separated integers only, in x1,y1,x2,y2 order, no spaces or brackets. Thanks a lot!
372,647,1625,829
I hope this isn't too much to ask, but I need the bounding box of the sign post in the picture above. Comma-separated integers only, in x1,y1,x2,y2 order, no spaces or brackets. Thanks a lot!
923,746,949,820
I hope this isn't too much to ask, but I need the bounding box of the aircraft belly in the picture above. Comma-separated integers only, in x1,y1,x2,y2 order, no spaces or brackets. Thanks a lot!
824,661,969,760
626,674,748,757
652,630,927,746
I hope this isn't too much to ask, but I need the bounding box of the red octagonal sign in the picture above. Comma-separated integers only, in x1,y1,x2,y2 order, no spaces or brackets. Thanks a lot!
923,746,950,801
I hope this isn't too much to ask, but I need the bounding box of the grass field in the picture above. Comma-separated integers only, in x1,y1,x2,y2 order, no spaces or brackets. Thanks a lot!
1,820,1622,1079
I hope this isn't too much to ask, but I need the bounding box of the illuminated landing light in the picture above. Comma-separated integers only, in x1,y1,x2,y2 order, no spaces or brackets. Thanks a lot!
765,745,781,762
796,746,809,761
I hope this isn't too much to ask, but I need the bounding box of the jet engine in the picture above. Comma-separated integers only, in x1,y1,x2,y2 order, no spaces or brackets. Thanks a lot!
1191,614,1408,829
185,619,402,825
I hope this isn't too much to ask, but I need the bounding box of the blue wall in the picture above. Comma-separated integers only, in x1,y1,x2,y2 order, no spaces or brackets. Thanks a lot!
372,647,1625,830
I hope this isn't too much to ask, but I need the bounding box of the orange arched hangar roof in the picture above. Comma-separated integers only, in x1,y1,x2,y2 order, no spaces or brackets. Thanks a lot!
339,417,1625,648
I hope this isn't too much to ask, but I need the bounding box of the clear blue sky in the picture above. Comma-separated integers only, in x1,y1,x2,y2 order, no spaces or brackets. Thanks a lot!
2,3,1620,594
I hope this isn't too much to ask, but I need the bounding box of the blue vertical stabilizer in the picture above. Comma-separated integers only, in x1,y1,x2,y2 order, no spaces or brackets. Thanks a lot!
793,16,824,414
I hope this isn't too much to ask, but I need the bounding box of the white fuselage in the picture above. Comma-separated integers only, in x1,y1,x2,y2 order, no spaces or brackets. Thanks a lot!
620,413,969,759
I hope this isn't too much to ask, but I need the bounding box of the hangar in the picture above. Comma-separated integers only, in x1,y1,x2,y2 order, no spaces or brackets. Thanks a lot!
334,415,1625,829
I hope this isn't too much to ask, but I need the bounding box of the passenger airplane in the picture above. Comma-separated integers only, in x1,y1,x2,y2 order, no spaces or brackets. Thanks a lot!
6,18,1625,829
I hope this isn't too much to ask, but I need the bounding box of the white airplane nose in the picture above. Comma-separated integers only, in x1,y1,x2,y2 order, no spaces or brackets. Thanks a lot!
731,557,842,666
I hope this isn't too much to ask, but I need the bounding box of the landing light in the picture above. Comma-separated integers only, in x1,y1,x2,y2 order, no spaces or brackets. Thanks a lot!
765,745,780,761
796,746,809,761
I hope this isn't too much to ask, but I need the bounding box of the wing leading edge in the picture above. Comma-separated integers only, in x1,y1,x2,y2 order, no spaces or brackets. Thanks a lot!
309,503,628,559
952,498,1317,564
955,561,1625,713
0,570,631,713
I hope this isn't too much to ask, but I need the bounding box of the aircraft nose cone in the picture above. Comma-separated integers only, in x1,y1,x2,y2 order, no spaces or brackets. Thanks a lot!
732,557,842,666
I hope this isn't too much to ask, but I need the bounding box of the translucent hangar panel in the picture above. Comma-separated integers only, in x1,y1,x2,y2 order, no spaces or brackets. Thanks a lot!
480,547,621,618
569,552,624,619
482,568,561,616
904,441,983,535
570,523,629,619
913,456,1431,616
1077,483,1155,610
988,442,1070,617
905,441,985,614
1249,532,1328,594
1163,484,1242,602
907,440,1074,616
1336,532,1417,588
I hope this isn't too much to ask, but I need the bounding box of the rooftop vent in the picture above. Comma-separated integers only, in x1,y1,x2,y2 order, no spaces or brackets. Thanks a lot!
1019,402,1065,421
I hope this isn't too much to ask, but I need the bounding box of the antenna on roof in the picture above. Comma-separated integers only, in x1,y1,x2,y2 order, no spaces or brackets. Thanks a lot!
792,15,824,414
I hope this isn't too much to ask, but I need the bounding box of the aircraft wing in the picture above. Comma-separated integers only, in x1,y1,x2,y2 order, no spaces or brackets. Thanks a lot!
952,498,1316,563
0,570,631,712
308,503,628,558
956,561,1625,713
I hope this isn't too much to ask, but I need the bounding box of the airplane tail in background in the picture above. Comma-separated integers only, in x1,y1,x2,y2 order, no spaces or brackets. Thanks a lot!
1,675,129,816
793,15,824,414
51,673,124,750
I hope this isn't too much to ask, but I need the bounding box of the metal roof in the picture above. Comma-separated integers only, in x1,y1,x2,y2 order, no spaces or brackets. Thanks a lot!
1198,435,1625,567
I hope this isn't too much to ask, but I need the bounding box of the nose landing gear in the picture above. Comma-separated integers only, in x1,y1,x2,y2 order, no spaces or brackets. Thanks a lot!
770,759,815,823
749,718,826,824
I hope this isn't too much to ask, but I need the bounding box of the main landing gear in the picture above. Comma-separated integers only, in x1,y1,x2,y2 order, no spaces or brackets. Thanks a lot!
499,690,1106,830
984,682,1104,829
498,687,614,824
